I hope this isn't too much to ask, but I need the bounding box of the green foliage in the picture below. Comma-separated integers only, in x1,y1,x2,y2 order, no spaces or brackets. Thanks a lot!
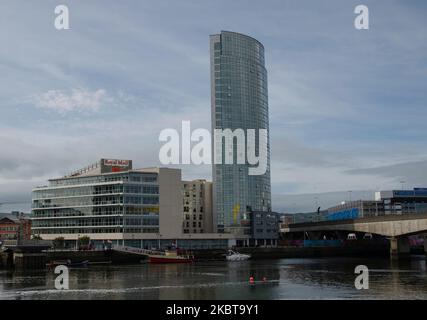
78,236,90,245
53,237,65,249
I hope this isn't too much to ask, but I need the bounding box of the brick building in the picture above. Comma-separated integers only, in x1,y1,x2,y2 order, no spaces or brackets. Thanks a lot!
0,213,32,241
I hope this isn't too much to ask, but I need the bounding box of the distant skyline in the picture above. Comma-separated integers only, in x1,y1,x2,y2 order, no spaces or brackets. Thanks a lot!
0,1,426,213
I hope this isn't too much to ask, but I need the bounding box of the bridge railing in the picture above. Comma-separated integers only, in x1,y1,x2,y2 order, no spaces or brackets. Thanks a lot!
289,210,427,224
291,212,330,224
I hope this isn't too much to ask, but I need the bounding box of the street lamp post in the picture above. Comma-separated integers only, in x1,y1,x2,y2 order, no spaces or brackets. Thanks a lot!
157,233,162,250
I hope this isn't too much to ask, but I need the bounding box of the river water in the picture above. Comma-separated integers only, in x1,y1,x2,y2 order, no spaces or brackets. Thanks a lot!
1,256,426,300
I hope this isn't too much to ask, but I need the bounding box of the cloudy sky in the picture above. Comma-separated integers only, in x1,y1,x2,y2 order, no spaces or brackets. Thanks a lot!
0,0,426,213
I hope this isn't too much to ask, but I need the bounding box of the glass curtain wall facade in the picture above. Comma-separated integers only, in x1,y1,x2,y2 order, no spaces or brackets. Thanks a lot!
32,172,160,237
210,31,271,234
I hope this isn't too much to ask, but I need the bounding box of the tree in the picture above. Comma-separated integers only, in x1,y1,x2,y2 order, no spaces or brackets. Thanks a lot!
78,236,91,250
53,237,65,249
32,234,43,240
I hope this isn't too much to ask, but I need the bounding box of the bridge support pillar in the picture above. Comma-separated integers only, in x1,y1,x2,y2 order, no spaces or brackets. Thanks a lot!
424,235,427,257
390,236,410,260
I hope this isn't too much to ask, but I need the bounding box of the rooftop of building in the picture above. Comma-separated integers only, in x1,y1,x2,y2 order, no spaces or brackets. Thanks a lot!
32,160,181,190
0,212,30,223
375,188,427,199
210,30,265,48
45,159,177,182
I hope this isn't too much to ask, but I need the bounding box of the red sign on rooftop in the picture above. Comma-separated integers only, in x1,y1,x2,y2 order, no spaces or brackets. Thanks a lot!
103,159,130,167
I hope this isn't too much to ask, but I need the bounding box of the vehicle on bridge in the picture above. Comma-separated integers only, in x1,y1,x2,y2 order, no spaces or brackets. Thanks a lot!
347,233,357,240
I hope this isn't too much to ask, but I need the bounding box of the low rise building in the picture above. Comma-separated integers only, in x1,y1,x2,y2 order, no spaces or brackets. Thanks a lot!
325,188,427,221
278,213,295,230
31,159,245,249
375,188,427,215
182,179,213,234
327,200,384,220
249,211,279,247
0,212,31,241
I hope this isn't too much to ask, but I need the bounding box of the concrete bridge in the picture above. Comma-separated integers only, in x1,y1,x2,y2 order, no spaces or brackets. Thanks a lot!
282,213,427,259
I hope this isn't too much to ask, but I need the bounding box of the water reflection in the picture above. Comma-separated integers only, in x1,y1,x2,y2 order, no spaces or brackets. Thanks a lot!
0,257,426,300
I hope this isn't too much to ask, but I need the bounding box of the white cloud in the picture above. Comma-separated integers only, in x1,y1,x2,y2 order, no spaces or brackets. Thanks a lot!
33,88,109,114
0,1,425,214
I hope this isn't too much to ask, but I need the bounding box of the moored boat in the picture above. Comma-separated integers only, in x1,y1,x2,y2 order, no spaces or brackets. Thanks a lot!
47,259,89,268
148,250,194,264
225,250,251,261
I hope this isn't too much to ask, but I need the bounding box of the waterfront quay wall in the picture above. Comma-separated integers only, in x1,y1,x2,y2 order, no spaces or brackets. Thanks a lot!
194,241,390,260
0,251,14,268
13,252,46,269
0,241,393,269
46,250,143,264
0,250,144,270
239,243,390,259
37,246,394,263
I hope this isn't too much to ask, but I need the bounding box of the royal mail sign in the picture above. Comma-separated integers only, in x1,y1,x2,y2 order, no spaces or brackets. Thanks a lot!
103,159,130,167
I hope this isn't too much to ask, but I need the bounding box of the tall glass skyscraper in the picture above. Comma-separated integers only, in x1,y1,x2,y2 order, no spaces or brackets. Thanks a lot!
210,31,271,234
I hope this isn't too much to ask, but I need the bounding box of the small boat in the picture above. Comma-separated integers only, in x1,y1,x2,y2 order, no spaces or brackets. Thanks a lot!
68,260,89,268
46,259,70,268
87,261,112,265
148,250,194,264
47,259,89,268
225,250,251,261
